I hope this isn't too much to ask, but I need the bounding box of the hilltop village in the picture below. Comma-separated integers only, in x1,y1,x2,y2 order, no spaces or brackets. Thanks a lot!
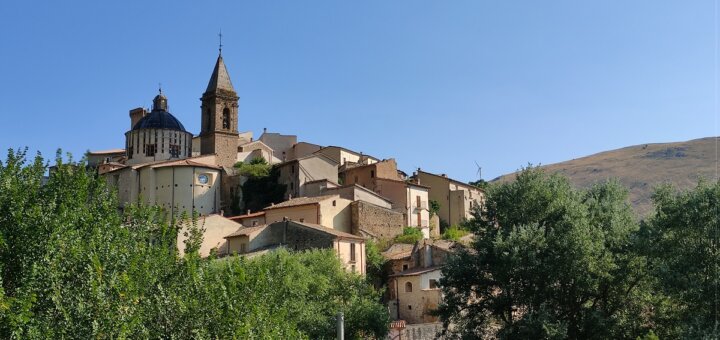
89,51,484,326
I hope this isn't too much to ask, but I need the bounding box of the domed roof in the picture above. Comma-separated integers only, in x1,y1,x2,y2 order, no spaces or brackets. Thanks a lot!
131,92,187,132
132,111,187,132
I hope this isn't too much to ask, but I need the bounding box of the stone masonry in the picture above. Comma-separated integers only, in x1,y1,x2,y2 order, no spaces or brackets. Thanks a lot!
351,201,404,239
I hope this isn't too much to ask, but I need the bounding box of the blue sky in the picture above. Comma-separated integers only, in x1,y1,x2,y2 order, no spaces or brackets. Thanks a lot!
0,1,716,181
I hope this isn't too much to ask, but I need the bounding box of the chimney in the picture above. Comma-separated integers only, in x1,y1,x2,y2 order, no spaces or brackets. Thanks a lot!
442,174,447,177
246,209,251,215
220,210,225,216
288,194,292,199
263,127,267,133
129,107,147,129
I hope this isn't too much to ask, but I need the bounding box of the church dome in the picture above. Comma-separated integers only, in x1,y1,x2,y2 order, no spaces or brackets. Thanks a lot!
132,92,187,132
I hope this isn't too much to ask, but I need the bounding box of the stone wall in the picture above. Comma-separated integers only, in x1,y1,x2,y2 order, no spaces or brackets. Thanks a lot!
351,201,404,239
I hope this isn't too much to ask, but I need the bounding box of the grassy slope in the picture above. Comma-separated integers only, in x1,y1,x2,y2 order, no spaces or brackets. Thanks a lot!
494,137,719,217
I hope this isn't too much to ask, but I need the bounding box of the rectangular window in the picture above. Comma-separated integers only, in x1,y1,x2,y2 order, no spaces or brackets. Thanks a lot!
127,146,133,159
416,195,421,208
429,279,439,289
169,144,180,158
146,144,157,157
350,243,356,262
370,170,375,178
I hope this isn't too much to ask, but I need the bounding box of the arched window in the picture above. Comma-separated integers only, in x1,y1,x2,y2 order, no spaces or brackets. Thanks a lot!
405,282,413,293
222,107,230,129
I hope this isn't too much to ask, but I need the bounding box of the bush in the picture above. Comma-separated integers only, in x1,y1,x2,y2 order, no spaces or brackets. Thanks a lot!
441,225,469,241
394,227,423,244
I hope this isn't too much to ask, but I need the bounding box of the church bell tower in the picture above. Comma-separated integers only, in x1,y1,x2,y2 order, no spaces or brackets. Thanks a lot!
199,51,239,168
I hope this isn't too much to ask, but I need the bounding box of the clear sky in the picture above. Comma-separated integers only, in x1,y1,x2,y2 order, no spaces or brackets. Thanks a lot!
0,1,717,181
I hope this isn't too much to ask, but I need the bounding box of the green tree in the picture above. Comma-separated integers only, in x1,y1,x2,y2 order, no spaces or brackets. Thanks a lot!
436,167,651,339
234,157,271,179
643,181,720,338
0,149,388,339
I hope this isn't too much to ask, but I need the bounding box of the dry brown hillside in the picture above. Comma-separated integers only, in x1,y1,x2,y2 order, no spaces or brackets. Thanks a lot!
494,137,719,217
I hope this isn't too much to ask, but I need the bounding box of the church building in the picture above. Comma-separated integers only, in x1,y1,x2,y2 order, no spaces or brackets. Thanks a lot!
102,52,245,217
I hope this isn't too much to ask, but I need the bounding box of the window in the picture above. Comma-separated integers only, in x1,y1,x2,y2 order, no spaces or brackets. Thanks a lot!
408,305,412,310
127,146,133,159
354,176,358,183
222,107,230,129
351,264,356,273
402,264,409,271
429,279,439,289
290,182,294,190
405,282,413,293
332,200,337,207
299,218,305,222
146,144,157,156
240,243,246,253
370,170,375,178
252,220,258,227
169,144,180,158
350,243,356,262
416,195,421,208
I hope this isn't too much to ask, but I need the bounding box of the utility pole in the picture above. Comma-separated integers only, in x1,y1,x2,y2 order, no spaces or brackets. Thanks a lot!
336,312,344,340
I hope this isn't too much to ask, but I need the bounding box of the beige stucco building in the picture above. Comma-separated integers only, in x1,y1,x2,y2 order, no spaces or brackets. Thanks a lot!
276,154,339,200
106,156,222,217
224,220,366,274
315,146,378,167
263,195,353,233
415,169,484,227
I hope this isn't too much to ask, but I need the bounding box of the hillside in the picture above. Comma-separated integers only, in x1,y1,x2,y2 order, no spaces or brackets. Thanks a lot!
494,137,719,217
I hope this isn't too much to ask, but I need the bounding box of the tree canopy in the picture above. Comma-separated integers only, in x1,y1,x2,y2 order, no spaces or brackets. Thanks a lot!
436,167,651,339
0,149,388,339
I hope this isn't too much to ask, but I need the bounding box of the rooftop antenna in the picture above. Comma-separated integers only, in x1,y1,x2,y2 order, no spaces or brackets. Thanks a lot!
158,82,162,94
218,29,223,55
474,161,482,180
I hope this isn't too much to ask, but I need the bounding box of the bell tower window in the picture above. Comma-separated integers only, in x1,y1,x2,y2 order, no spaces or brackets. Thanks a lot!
222,107,230,130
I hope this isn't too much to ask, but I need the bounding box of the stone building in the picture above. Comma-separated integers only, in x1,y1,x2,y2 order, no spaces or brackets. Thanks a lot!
276,154,339,200
224,220,367,274
415,170,484,227
263,195,353,233
385,239,460,324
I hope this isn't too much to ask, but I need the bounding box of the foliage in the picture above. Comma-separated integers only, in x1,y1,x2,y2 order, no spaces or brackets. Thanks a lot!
436,167,651,339
429,200,440,217
365,239,387,288
240,164,286,213
233,157,271,179
394,227,423,244
0,149,388,339
469,179,489,191
440,225,469,241
642,181,720,338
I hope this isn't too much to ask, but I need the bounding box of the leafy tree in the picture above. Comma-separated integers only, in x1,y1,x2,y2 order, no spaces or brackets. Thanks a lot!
365,239,387,288
394,227,423,244
429,200,440,217
436,167,651,339
0,149,388,339
234,157,271,179
240,164,286,212
642,181,720,338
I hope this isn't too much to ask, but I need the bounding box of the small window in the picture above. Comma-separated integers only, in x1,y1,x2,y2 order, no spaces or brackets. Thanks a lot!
332,200,337,207
252,220,258,226
405,282,412,293
169,144,180,158
429,279,439,289
350,243,356,262
222,107,230,129
370,170,375,178
299,218,305,222
408,305,412,310
351,264,356,273
145,144,157,157
402,264,409,271
354,175,358,183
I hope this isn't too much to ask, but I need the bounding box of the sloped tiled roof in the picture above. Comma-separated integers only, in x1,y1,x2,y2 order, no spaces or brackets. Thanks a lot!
382,243,415,260
264,195,338,210
224,225,267,238
291,221,364,240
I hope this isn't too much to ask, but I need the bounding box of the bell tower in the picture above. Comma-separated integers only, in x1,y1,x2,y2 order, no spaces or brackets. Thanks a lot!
199,52,239,168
